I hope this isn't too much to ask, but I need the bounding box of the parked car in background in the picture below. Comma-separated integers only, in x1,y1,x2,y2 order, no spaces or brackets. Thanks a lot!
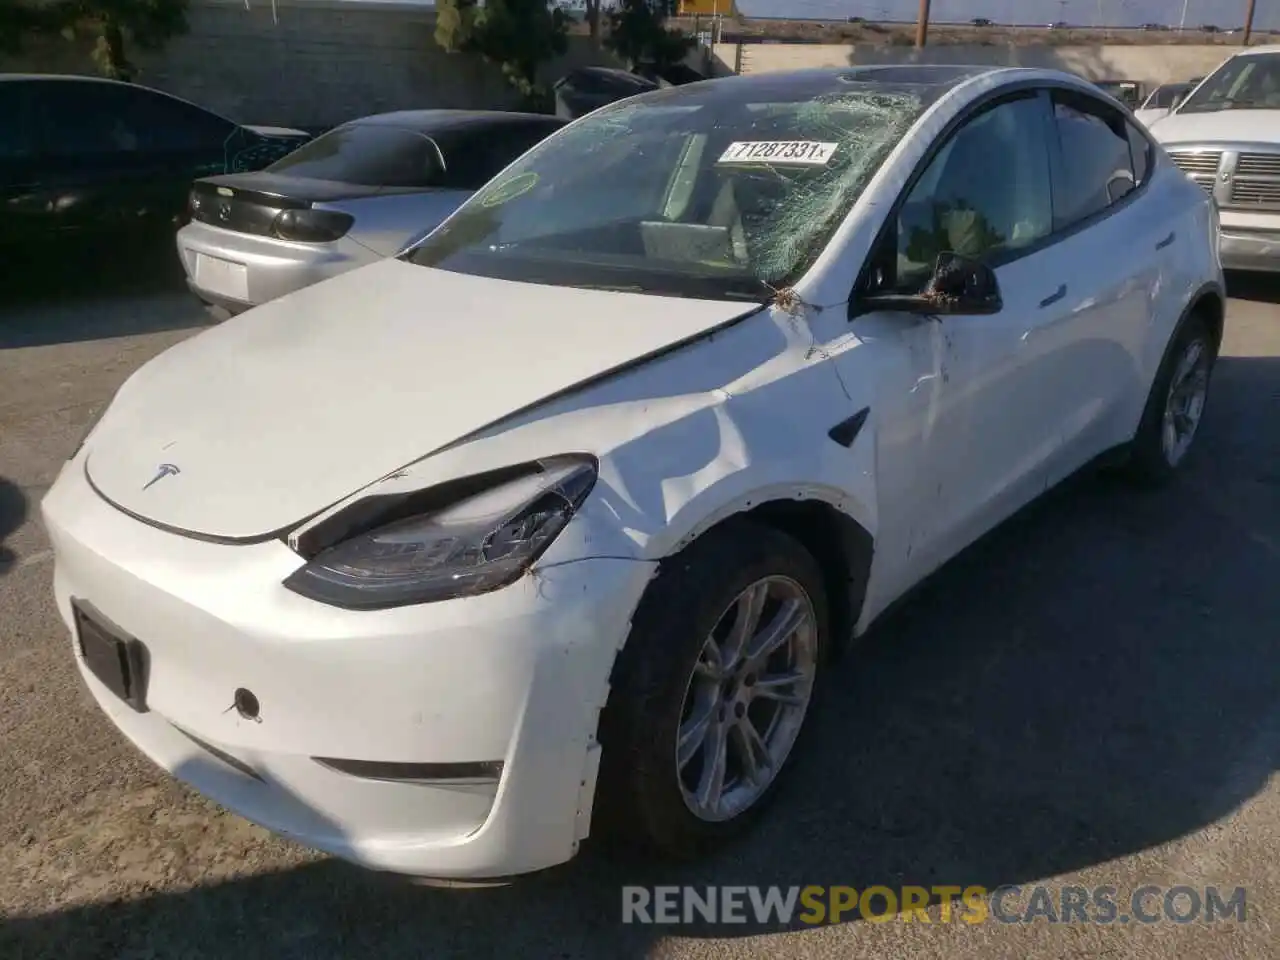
178,110,567,314
552,64,707,120
553,66,661,119
0,74,310,255
1094,79,1145,110
1134,80,1197,127
46,65,1223,882
1150,45,1280,272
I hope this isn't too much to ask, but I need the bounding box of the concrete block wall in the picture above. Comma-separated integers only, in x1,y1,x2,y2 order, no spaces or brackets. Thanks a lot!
0,0,622,128
728,42,1236,87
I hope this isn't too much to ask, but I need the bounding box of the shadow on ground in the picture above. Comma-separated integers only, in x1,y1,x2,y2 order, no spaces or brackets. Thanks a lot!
0,478,26,576
2,356,1278,960
0,240,211,349
1224,270,1280,305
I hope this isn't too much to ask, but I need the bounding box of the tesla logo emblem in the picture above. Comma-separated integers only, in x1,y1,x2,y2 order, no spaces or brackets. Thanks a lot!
143,463,181,490
218,201,231,221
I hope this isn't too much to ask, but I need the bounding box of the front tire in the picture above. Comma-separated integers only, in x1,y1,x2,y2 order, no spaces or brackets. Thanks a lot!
1125,311,1217,485
595,520,829,859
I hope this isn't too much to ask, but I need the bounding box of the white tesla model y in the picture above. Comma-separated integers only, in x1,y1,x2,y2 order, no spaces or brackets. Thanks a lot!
43,66,1224,882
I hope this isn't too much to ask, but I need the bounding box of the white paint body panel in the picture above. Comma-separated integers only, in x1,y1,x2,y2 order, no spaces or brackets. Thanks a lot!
1148,108,1280,145
85,258,754,540
43,66,1224,879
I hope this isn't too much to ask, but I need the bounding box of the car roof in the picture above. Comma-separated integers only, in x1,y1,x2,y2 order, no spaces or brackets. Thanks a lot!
1232,44,1280,56
603,64,1026,110
0,72,240,124
346,109,567,134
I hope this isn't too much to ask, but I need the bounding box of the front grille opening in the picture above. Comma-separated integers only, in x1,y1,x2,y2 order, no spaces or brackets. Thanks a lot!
1236,152,1280,177
173,725,264,782
313,758,503,785
1230,181,1280,208
1168,150,1222,176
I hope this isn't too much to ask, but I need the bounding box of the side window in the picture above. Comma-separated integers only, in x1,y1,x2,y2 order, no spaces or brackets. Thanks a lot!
39,82,144,156
35,82,232,156
1050,92,1137,229
267,125,444,188
442,123,559,190
0,84,38,162
125,90,237,152
885,94,1054,293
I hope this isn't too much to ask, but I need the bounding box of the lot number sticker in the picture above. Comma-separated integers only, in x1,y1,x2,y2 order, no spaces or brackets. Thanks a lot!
717,141,838,165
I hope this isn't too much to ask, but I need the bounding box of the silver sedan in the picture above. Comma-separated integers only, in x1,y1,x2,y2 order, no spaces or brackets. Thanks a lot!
177,110,568,314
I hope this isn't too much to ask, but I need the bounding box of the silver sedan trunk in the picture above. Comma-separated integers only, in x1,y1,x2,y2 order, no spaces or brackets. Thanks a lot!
177,176,470,313
176,110,567,314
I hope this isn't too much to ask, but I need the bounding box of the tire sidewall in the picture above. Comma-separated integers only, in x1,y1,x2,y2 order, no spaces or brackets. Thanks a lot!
1131,311,1217,481
602,521,831,857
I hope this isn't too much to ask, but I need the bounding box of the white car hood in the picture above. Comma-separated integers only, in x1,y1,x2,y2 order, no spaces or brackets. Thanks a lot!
1149,109,1280,145
85,258,752,540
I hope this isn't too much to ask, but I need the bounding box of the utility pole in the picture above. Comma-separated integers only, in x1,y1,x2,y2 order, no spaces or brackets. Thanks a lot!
1244,0,1257,45
915,0,930,46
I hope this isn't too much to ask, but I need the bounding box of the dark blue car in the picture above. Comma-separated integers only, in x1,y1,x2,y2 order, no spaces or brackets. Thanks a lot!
0,73,311,252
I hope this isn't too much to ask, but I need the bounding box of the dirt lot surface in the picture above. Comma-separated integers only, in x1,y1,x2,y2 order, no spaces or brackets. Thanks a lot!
1,263,1279,959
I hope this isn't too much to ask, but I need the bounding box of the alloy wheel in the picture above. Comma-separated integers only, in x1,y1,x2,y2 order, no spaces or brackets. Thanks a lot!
1161,336,1210,467
675,575,818,823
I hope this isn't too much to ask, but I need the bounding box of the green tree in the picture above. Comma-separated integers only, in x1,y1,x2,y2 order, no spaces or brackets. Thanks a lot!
435,0,568,109
605,0,693,74
53,0,189,81
0,0,65,55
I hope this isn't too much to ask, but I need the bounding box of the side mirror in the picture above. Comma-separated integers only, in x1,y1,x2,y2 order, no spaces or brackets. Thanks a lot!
855,252,1003,318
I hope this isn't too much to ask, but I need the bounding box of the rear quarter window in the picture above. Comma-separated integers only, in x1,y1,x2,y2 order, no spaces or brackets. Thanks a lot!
437,121,566,190
266,125,445,187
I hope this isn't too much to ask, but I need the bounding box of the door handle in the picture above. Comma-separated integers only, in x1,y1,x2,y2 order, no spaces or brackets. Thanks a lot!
1038,284,1067,308
1156,231,1176,250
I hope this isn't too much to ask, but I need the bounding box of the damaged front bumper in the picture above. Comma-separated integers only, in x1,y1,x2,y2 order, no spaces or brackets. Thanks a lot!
41,454,656,879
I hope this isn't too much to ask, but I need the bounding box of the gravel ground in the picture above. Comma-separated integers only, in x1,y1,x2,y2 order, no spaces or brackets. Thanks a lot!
1,263,1278,960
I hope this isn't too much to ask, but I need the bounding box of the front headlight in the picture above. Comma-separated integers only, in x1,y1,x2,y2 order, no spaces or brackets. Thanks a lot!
283,455,597,610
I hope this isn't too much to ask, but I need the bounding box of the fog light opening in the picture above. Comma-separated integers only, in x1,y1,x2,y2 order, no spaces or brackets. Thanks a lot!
233,687,260,721
312,758,504,784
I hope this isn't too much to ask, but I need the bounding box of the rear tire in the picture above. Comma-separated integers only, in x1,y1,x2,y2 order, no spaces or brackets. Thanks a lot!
1124,311,1217,486
595,520,829,860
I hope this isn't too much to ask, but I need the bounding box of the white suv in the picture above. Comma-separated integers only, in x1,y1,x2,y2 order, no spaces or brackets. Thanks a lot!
1150,45,1280,272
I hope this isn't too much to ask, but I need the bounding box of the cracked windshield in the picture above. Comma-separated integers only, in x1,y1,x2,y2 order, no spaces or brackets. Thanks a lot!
408,78,931,301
